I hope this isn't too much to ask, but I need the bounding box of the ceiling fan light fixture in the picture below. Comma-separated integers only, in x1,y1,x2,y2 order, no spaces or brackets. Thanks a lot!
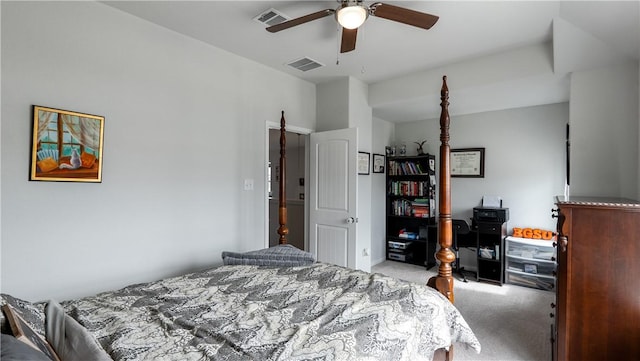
336,5,367,29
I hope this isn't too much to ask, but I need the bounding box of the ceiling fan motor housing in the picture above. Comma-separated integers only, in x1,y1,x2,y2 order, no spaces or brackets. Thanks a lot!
336,0,369,29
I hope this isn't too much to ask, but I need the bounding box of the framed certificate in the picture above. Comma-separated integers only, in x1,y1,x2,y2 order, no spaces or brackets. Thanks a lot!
357,152,370,175
451,148,485,177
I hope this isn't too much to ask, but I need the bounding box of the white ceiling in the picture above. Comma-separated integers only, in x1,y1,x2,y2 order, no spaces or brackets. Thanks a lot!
103,1,639,122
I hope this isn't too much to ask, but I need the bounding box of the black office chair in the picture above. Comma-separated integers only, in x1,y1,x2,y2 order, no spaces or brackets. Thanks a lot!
452,219,471,282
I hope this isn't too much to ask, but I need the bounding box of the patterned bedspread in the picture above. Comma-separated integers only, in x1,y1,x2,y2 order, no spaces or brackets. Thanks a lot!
61,263,480,360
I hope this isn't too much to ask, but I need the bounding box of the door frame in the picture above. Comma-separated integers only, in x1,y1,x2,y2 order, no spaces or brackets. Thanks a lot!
264,121,312,250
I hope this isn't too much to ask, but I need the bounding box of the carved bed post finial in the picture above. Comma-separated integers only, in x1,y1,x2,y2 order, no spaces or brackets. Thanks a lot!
428,75,456,304
277,111,289,245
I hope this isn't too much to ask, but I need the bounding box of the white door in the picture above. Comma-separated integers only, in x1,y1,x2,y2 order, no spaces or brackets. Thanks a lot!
309,128,358,268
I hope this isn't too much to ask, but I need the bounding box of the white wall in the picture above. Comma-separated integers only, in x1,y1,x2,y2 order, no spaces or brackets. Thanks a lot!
395,103,568,233
316,78,350,132
348,77,373,272
569,61,639,199
1,2,316,301
371,117,394,265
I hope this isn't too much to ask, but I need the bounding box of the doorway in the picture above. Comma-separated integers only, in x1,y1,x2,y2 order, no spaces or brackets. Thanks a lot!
267,128,307,250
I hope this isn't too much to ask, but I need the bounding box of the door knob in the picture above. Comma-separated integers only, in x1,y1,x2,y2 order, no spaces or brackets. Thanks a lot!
346,217,356,224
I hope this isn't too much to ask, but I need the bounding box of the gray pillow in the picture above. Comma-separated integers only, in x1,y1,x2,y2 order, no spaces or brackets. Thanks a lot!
45,300,112,361
222,244,315,266
1,333,52,361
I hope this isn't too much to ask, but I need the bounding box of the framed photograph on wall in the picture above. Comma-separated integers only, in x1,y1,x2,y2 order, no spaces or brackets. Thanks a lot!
451,148,485,178
372,154,385,173
358,152,370,175
30,106,105,183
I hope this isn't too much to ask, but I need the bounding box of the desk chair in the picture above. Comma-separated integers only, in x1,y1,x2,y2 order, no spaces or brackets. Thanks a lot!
452,219,471,282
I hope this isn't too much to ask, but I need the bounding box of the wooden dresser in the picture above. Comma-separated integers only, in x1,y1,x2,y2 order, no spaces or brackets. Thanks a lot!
553,196,640,361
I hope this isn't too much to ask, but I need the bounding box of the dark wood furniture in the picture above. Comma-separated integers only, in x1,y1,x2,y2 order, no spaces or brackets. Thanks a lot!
429,76,458,361
427,76,457,304
553,196,640,361
385,154,437,268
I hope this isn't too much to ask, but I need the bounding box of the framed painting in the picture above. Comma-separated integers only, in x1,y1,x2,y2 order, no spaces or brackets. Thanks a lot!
451,148,484,178
30,105,104,182
372,153,385,173
2,304,61,361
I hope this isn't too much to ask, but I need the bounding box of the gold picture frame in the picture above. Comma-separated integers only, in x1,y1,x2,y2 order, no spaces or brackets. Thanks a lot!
2,304,61,360
30,105,105,182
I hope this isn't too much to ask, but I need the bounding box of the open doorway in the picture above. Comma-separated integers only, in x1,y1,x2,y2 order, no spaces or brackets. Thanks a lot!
268,128,307,250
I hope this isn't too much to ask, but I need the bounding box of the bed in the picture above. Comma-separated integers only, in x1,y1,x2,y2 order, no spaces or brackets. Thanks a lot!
0,76,479,361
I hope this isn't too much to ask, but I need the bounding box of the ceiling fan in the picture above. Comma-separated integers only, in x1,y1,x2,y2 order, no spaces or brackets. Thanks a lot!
266,0,439,53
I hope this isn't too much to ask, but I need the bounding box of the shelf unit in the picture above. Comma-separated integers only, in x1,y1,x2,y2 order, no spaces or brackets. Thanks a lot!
475,218,507,285
385,154,436,268
504,236,556,291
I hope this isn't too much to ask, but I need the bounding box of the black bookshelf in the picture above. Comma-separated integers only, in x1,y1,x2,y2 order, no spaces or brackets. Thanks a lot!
385,154,437,268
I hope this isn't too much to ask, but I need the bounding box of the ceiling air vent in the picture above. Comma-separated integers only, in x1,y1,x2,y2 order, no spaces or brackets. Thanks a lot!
286,57,324,72
254,8,290,27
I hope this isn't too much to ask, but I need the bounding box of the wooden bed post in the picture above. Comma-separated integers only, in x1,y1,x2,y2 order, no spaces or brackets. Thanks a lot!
277,111,289,245
428,76,456,304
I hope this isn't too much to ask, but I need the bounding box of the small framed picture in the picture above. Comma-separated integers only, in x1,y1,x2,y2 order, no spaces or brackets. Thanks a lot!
357,152,370,175
373,154,385,173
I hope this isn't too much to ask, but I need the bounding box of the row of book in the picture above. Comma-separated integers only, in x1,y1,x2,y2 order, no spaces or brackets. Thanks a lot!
388,181,433,197
388,161,429,175
390,198,433,217
411,198,431,218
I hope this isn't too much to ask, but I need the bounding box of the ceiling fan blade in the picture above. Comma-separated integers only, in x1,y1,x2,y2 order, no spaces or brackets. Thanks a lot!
370,2,439,30
266,9,335,33
340,28,357,53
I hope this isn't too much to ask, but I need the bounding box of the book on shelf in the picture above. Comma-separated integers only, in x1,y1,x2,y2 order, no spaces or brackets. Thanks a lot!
398,229,418,239
389,181,429,197
412,204,430,218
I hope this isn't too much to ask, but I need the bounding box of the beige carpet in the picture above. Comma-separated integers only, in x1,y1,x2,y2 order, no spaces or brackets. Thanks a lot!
372,261,555,361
